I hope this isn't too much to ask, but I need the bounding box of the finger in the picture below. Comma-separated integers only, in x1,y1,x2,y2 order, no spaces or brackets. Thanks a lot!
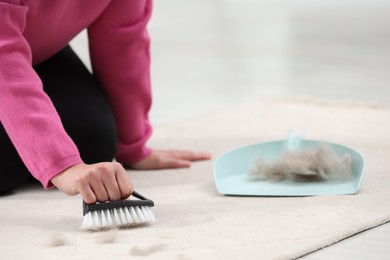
79,185,97,205
87,167,110,202
114,163,134,200
157,157,191,169
166,150,212,161
100,165,122,201
89,178,109,203
80,188,96,204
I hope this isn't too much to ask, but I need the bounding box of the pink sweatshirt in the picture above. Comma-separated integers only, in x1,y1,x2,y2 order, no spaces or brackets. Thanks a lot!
0,0,153,188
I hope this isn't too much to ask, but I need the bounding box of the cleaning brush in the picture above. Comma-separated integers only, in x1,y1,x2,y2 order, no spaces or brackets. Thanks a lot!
81,191,155,231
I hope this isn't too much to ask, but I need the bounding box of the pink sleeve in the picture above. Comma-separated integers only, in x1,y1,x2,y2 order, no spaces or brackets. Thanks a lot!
88,0,153,164
0,1,83,188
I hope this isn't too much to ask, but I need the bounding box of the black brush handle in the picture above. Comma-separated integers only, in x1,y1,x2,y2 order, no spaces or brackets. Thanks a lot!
83,191,154,216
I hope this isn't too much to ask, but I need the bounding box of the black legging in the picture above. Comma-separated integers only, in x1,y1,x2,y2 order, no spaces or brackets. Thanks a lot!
0,46,117,194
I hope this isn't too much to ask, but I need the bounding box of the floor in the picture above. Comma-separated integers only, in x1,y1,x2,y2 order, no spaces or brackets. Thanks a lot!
70,0,390,259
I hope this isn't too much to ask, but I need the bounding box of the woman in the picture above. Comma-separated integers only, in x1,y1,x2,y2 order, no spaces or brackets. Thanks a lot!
0,0,210,203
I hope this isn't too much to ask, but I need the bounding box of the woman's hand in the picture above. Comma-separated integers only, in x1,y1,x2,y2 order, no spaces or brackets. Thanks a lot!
130,149,212,170
51,162,133,204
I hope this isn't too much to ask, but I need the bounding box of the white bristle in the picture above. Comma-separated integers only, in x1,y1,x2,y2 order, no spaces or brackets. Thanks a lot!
124,207,133,224
146,207,156,222
81,212,92,230
101,210,107,226
118,208,127,225
81,206,155,231
113,208,121,225
105,209,113,226
93,211,101,228
129,206,140,223
140,206,150,219
135,206,145,222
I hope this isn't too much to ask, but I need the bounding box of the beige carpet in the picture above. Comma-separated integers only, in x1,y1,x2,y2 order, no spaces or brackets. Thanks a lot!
1,97,389,260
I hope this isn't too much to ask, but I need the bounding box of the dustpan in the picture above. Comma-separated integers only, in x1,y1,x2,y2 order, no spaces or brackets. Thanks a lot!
213,139,365,196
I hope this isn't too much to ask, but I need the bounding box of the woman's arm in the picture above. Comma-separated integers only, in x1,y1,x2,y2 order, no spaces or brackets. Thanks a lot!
88,0,153,165
0,1,133,203
88,0,211,168
0,1,83,188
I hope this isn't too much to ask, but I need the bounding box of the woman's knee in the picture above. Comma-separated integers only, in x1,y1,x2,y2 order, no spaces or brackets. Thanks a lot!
65,111,117,164
34,45,118,164
0,172,30,195
0,124,31,194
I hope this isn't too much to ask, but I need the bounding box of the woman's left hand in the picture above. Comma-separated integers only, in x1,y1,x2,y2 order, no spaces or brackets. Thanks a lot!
129,149,212,170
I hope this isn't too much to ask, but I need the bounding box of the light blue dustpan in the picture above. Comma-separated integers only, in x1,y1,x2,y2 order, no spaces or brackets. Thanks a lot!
213,139,365,196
